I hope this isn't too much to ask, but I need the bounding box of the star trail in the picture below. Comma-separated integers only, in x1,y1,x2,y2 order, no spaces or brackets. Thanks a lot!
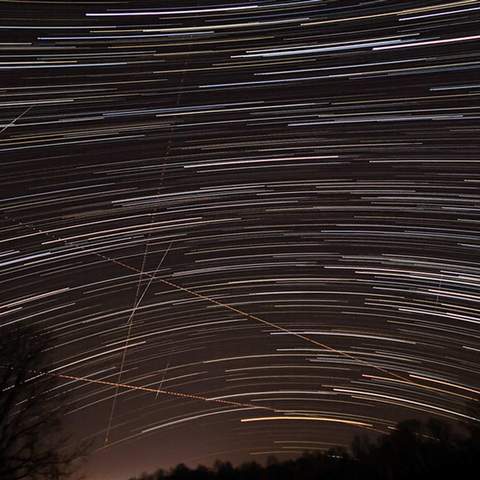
1,1,480,479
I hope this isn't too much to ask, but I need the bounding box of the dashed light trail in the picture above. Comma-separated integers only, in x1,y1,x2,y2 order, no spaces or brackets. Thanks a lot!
1,1,480,479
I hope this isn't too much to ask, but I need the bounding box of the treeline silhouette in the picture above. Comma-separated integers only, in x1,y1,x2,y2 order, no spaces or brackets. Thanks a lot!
0,326,88,480
129,408,480,480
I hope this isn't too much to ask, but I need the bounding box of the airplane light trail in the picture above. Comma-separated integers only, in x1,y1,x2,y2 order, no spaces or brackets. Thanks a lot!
1,0,479,478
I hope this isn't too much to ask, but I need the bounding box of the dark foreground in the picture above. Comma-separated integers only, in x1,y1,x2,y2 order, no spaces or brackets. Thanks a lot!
129,414,480,480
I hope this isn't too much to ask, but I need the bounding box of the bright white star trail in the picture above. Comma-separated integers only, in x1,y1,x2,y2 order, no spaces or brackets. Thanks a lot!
1,1,479,479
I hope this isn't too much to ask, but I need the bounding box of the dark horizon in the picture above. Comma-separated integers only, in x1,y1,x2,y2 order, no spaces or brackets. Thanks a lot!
127,411,480,480
1,1,479,479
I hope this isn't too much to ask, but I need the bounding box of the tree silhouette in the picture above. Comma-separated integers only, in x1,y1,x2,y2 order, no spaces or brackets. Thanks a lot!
128,404,480,480
0,326,87,480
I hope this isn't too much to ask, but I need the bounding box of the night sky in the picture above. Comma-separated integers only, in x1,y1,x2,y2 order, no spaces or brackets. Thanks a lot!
1,1,480,479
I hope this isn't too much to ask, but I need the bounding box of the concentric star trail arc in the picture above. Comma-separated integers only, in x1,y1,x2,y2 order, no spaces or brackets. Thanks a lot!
1,1,480,478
